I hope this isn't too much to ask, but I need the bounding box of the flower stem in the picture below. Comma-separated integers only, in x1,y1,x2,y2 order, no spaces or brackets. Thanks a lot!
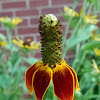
87,3,93,14
72,43,80,69
63,0,87,59
62,1,78,58
6,28,12,46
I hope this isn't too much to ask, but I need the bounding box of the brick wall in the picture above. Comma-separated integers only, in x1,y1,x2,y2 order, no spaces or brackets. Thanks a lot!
0,0,83,60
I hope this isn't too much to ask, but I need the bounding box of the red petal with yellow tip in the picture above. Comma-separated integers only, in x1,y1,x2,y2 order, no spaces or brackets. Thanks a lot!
32,65,52,100
68,66,80,93
53,63,74,100
61,59,80,93
25,61,43,94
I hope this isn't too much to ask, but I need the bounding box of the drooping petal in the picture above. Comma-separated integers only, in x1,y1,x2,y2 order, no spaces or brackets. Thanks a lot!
53,63,74,100
25,61,43,94
60,59,80,93
32,65,52,100
68,65,80,93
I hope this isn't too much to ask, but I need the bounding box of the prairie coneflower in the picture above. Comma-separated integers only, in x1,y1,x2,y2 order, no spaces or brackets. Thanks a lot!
64,6,99,24
13,37,40,49
25,14,80,100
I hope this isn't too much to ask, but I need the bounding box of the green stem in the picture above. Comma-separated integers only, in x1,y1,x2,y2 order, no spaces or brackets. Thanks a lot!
62,1,78,58
72,43,80,69
71,0,87,36
6,28,12,47
72,0,92,70
87,3,93,14
76,51,87,73
63,0,88,58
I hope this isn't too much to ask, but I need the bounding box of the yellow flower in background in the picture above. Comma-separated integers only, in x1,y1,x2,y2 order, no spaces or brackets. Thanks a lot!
92,34,100,41
83,15,98,24
91,30,100,56
0,17,11,24
0,41,6,46
91,59,100,73
0,17,4,21
13,37,40,49
12,17,23,25
64,6,83,17
91,27,98,38
0,17,23,25
91,31,100,56
0,17,23,29
64,6,99,24
0,38,6,46
94,48,100,56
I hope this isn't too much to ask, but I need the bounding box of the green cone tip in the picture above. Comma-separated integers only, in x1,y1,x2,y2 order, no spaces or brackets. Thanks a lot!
43,14,58,26
39,14,62,66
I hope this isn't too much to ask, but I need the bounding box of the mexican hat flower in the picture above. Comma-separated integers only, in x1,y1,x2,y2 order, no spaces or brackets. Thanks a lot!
25,14,80,100
64,6,99,24
13,37,40,49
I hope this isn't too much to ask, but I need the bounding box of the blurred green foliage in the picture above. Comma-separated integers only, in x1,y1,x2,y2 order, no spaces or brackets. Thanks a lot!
0,17,39,100
61,0,100,100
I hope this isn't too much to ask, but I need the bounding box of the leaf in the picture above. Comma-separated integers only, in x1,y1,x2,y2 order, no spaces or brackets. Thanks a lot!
11,46,18,52
10,52,20,66
0,91,8,100
74,0,78,2
19,66,27,74
0,51,3,58
0,34,6,40
43,82,58,100
21,82,29,93
0,74,13,88
81,41,100,51
88,94,100,99
66,24,96,50
13,66,27,89
11,58,22,74
23,57,39,65
87,0,92,4
62,14,79,29
92,0,99,10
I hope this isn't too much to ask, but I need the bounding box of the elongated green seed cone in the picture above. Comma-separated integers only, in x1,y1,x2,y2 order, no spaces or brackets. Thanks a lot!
39,14,62,66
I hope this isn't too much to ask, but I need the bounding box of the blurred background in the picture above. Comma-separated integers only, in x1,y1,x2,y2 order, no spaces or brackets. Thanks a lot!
0,0,100,100
0,0,84,61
